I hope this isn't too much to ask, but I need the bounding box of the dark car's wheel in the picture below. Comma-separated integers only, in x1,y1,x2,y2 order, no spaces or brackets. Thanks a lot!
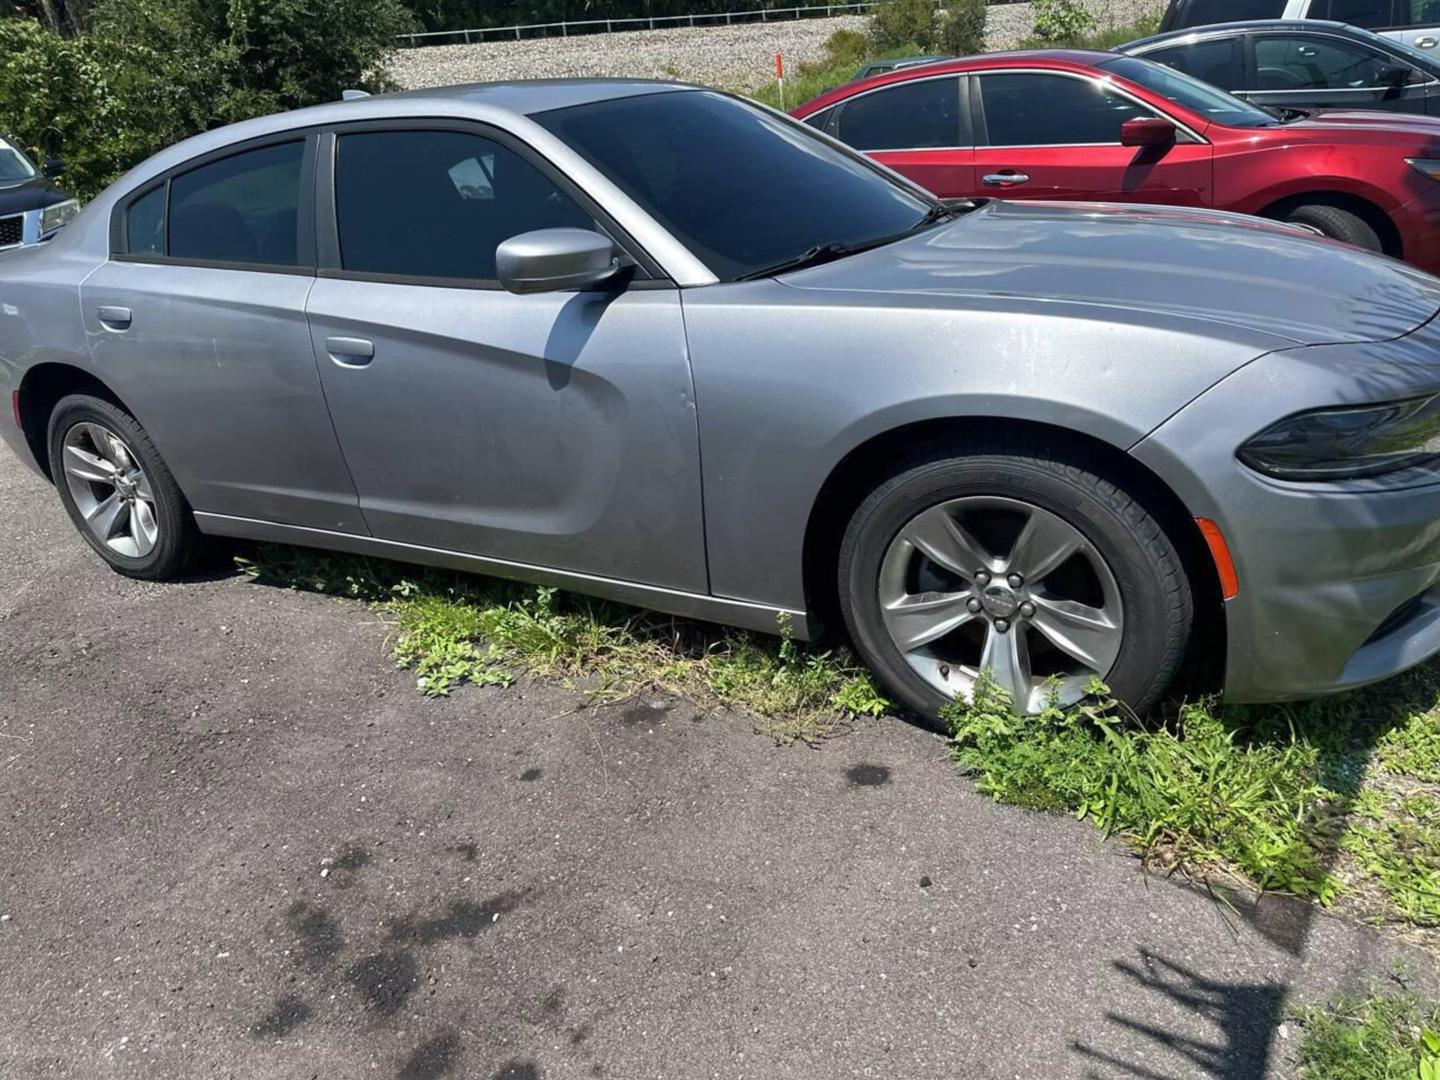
1285,203,1383,254
839,444,1193,726
47,394,205,580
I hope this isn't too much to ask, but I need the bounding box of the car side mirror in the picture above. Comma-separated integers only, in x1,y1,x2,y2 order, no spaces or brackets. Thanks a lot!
496,228,620,295
1120,117,1177,147
1378,63,1412,87
42,157,63,179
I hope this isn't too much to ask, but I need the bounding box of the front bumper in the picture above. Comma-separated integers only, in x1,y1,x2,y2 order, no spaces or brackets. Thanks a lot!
1133,318,1440,703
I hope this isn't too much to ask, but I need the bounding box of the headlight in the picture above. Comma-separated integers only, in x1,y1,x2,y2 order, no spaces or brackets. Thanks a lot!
1238,395,1440,480
39,198,79,236
1408,159,1440,182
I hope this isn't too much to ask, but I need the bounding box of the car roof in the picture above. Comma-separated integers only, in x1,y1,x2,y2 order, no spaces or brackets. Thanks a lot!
384,78,695,115
1120,18,1372,51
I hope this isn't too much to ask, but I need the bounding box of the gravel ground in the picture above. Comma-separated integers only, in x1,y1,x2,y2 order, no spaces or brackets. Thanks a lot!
387,2,1163,92
0,442,1434,1080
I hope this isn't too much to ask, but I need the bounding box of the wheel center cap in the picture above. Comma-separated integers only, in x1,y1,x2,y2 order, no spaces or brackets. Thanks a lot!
979,584,1020,619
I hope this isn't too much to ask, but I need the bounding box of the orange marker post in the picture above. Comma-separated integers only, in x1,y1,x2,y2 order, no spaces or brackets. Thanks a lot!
776,52,785,111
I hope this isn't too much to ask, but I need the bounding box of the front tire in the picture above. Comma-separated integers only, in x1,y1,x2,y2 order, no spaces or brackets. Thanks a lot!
47,394,205,581
838,443,1192,726
1285,203,1383,254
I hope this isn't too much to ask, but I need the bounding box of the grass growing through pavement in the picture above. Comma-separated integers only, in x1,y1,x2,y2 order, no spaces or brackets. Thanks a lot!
240,544,887,743
1291,989,1440,1079
943,669,1440,935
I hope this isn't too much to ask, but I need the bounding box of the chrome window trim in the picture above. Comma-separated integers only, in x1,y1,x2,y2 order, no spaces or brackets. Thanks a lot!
971,67,1210,147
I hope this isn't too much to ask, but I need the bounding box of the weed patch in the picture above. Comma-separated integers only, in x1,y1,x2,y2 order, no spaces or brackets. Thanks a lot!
240,545,887,742
1292,989,1440,1080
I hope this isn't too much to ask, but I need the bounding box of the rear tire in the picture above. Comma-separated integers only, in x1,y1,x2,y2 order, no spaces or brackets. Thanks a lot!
1285,203,1383,254
838,443,1193,728
47,394,206,581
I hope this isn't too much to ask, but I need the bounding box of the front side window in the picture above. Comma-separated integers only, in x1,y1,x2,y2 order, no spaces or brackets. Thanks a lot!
335,129,593,282
1145,37,1246,90
1314,0,1394,27
535,90,934,282
835,77,964,150
1253,33,1413,88
978,73,1153,146
0,137,37,185
168,141,303,266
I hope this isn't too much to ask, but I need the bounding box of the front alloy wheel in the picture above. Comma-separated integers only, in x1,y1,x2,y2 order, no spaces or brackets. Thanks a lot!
879,496,1123,713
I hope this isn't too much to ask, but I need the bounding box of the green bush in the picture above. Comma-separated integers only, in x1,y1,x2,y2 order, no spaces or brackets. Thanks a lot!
869,0,937,52
938,0,986,55
1031,0,1096,43
820,27,869,67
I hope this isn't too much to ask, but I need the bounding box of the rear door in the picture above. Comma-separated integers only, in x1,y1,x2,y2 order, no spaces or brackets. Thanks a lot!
970,71,1213,206
1247,29,1431,112
1386,0,1440,50
80,135,366,533
828,74,974,198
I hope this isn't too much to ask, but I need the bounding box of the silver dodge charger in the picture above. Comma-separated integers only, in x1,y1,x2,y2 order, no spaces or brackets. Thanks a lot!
4,80,1440,721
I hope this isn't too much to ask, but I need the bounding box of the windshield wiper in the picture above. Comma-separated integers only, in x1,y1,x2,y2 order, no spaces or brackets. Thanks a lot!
735,203,960,282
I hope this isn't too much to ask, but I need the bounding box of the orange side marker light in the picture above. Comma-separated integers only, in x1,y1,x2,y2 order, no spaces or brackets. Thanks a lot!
1195,517,1238,600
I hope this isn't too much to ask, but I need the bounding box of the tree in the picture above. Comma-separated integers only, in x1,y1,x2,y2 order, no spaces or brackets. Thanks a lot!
868,0,937,51
938,0,985,55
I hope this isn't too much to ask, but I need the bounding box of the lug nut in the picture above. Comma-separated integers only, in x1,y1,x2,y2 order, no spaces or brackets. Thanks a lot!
967,597,983,613
1008,572,1024,588
1020,601,1036,619
975,571,991,586
994,619,1009,633
939,663,950,679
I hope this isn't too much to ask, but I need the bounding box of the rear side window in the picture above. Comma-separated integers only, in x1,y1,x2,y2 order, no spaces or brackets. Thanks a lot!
978,73,1153,145
1168,0,1284,28
1312,0,1394,26
168,141,304,266
125,185,165,256
1144,37,1246,90
835,77,965,150
334,130,594,282
1253,33,1411,87
1400,0,1440,23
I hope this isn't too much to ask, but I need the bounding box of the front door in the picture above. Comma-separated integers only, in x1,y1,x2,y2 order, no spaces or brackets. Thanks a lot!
305,125,708,593
1246,31,1432,113
970,72,1213,206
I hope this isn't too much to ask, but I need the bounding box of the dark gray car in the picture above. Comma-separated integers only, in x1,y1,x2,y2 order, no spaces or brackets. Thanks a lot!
5,81,1440,720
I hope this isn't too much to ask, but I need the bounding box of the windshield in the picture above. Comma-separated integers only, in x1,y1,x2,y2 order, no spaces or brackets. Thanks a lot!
0,138,37,184
1097,55,1278,128
535,90,935,282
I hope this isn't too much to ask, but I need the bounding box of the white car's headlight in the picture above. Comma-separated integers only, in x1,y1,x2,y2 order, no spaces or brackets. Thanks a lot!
39,199,79,236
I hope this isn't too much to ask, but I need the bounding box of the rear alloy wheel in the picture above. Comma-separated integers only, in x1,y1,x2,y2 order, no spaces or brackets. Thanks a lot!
839,447,1192,725
1285,203,1383,255
48,394,206,580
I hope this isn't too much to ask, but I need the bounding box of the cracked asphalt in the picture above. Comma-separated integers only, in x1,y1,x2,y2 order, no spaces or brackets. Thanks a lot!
0,444,1432,1080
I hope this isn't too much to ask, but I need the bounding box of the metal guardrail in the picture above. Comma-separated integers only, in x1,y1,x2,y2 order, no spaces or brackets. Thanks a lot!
397,2,893,46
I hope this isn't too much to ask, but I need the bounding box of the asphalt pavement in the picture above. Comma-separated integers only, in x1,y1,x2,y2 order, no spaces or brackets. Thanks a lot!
0,444,1430,1080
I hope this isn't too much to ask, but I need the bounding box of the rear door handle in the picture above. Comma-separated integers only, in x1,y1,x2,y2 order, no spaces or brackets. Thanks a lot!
97,306,132,330
1418,35,1437,47
325,336,374,368
982,172,1029,187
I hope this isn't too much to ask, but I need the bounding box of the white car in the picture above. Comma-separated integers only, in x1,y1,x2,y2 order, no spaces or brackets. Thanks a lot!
1159,0,1440,52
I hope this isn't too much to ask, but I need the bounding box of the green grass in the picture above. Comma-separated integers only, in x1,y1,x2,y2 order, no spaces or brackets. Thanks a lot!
747,43,927,111
1292,990,1440,1080
943,668,1440,930
240,545,887,744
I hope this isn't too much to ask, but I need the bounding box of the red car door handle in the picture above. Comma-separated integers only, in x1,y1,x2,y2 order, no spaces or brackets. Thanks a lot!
983,172,1030,187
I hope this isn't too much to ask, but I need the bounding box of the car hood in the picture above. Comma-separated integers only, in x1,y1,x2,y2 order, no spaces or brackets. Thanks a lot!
1283,109,1440,143
777,199,1440,345
0,174,70,216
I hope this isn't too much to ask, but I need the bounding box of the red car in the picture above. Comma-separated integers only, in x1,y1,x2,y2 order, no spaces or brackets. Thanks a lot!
793,50,1440,273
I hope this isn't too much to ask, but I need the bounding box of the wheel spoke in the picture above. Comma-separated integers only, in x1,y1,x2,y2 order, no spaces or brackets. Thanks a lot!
901,505,997,579
1030,595,1122,674
63,443,116,484
980,624,1032,710
883,591,977,651
130,498,158,553
133,471,155,502
1008,507,1082,584
86,493,128,542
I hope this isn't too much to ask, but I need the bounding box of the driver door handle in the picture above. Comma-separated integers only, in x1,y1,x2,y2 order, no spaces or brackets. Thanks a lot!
983,172,1030,187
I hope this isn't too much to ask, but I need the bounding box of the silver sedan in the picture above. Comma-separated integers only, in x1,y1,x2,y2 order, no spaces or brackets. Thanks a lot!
4,80,1440,721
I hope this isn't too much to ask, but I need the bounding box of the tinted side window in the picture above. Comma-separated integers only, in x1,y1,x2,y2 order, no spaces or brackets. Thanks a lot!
1253,33,1409,87
802,106,836,133
126,185,165,256
1170,0,1284,27
1400,0,1440,24
1314,0,1394,26
979,74,1153,146
835,77,964,149
168,141,303,266
335,130,593,282
1145,37,1246,90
